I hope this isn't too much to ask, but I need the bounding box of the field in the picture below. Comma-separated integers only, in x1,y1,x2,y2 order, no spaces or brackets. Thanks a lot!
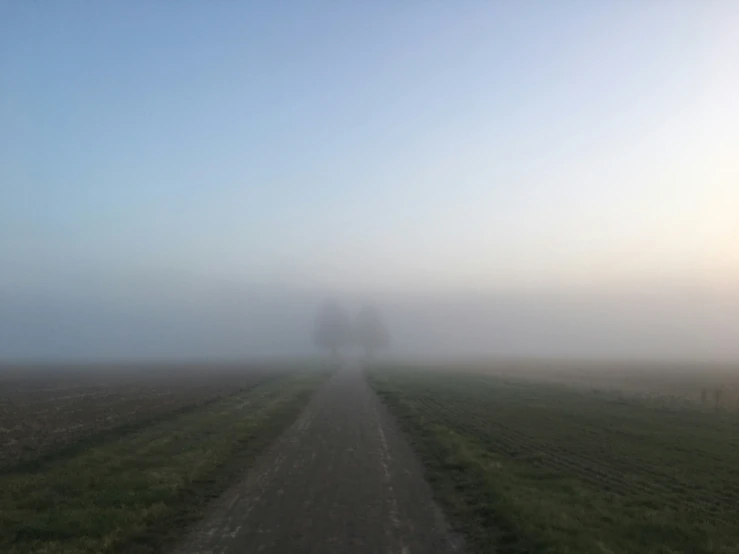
6,360,739,553
471,359,739,411
0,364,289,471
0,365,329,553
369,365,739,554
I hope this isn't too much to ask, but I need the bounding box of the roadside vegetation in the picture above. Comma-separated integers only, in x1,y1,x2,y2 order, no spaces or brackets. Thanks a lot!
0,371,328,554
369,367,739,554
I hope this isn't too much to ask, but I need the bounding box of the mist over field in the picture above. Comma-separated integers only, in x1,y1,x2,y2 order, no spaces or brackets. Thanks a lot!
2,281,737,361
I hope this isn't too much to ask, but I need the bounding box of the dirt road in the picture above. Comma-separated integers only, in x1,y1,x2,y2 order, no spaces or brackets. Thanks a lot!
172,364,462,553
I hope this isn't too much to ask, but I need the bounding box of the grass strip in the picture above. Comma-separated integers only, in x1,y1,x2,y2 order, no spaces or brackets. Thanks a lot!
0,371,328,554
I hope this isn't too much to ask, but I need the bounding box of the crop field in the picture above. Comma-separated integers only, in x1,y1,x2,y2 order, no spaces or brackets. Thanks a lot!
0,364,288,470
0,365,329,553
369,366,739,554
467,359,739,411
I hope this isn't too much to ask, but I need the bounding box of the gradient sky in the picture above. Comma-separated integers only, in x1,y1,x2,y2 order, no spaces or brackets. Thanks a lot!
1,2,738,359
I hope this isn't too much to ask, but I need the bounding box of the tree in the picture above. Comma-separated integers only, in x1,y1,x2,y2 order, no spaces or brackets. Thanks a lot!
355,305,389,359
313,299,351,358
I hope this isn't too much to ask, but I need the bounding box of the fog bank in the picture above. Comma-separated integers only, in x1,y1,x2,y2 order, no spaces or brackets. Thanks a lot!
2,283,737,362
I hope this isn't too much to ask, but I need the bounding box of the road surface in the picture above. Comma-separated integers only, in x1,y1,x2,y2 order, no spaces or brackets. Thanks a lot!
172,364,462,554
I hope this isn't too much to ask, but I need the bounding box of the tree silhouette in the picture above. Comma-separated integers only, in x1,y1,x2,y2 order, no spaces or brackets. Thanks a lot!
313,299,351,358
355,305,389,359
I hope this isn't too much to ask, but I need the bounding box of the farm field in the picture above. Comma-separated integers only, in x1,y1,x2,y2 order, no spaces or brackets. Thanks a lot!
0,364,289,470
402,359,739,411
473,359,739,411
369,366,739,554
0,367,329,554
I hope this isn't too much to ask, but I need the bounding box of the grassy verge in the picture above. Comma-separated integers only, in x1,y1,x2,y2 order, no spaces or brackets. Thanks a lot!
368,368,739,554
0,371,328,554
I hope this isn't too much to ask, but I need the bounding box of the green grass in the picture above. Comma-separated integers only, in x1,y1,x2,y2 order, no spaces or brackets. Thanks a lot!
369,368,739,554
0,371,328,554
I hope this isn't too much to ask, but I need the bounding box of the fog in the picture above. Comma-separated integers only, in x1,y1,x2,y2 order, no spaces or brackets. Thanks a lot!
2,3,738,364
1,281,737,362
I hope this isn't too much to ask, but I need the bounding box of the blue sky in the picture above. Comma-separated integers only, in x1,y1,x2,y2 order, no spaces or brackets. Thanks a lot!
1,2,738,358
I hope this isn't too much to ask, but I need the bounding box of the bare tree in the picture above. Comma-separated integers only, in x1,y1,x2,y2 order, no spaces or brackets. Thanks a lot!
355,305,389,360
313,299,351,358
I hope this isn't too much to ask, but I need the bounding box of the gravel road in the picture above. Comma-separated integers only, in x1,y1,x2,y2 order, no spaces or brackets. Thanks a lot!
172,364,462,554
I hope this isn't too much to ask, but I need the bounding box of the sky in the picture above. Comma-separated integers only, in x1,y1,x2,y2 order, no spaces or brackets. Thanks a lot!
1,1,738,360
